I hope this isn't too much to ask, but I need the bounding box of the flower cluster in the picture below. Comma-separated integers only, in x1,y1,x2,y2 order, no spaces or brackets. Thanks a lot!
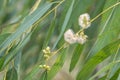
39,64,50,71
39,47,52,71
78,13,91,29
39,13,91,71
42,46,51,60
64,13,91,44
64,29,77,44
64,29,88,44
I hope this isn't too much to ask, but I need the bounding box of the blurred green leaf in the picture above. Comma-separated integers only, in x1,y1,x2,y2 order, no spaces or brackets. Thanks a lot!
24,65,40,80
53,0,75,49
47,48,68,80
89,59,120,80
0,2,53,54
76,39,120,80
99,76,107,80
0,33,11,45
69,44,84,72
86,0,120,60
6,67,18,80
106,49,120,79
14,51,22,80
110,68,120,80
89,62,114,80
2,33,30,69
117,74,120,80
0,56,5,71
43,19,56,48
38,19,56,62
39,71,47,80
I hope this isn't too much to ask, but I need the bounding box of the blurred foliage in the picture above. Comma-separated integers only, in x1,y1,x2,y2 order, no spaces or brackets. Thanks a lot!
0,0,120,80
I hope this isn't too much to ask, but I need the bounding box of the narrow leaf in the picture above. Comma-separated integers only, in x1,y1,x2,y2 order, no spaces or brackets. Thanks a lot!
89,63,114,80
110,67,120,80
0,3,53,54
52,0,75,49
47,48,68,80
86,0,120,60
6,67,18,80
24,66,40,80
76,39,120,80
2,33,30,69
0,56,5,71
69,44,84,72
0,33,11,45
40,71,48,80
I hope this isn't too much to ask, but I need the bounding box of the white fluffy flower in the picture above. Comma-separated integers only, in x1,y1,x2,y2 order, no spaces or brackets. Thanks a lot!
64,29,77,44
78,13,91,29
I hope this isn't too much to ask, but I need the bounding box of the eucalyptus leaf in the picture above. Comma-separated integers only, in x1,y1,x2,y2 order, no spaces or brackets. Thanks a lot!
76,39,120,80
0,2,53,54
39,71,48,80
0,33,11,45
69,44,84,72
6,67,18,80
47,48,68,80
110,68,120,80
52,0,75,49
0,56,5,71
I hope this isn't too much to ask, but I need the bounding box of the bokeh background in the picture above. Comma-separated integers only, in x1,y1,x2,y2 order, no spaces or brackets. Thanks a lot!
0,0,120,80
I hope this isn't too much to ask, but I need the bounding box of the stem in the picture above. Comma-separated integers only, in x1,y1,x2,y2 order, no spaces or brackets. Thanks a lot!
29,0,41,15
90,2,120,23
51,43,67,57
76,2,120,37
34,0,64,26
76,28,84,35
106,46,120,79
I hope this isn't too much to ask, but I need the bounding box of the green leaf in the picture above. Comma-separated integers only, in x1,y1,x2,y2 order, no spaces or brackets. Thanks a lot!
14,51,22,80
0,33,11,45
106,49,120,79
2,33,30,69
86,0,120,60
39,71,48,80
24,65,40,80
76,39,120,80
110,68,120,80
0,2,53,54
47,48,68,80
52,0,75,49
117,74,120,80
89,63,114,80
89,60,120,80
0,56,5,71
38,19,56,61
77,1,120,79
69,44,84,72
99,75,107,80
43,19,56,48
6,67,18,80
